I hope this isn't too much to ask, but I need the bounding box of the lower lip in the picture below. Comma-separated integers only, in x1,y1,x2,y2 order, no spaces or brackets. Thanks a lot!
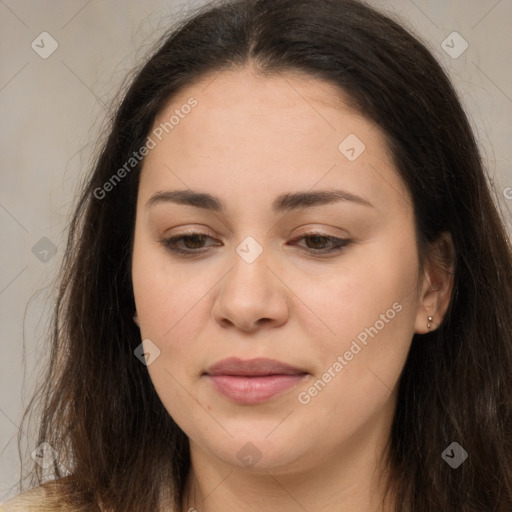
206,374,307,404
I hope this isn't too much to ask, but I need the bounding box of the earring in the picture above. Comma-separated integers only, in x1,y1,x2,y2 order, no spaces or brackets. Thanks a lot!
427,316,433,330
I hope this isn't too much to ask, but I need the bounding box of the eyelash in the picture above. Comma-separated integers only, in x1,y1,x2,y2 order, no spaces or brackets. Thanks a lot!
159,230,351,257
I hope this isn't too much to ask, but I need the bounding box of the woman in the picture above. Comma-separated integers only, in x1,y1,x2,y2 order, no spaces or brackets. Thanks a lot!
3,0,512,510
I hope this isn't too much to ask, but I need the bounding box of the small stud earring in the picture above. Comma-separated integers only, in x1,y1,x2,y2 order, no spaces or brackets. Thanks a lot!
427,316,433,330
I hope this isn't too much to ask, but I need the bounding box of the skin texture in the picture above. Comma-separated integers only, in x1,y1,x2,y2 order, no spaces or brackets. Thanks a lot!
131,66,454,512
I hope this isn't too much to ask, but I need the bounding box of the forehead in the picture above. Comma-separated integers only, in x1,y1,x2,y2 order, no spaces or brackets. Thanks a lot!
138,67,411,216
159,66,351,117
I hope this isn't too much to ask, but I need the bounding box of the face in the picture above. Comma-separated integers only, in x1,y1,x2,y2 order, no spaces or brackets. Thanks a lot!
131,67,427,474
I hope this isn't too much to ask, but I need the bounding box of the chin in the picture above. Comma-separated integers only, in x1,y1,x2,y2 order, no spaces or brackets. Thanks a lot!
190,423,312,472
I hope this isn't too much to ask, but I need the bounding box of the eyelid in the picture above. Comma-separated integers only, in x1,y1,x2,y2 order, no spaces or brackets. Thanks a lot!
292,225,350,239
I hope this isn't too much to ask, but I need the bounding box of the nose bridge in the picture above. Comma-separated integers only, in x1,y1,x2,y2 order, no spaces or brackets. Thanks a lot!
233,238,271,287
226,237,275,301
212,236,289,330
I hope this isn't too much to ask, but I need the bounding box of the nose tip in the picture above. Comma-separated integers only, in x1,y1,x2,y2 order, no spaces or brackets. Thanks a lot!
220,316,274,332
212,259,290,333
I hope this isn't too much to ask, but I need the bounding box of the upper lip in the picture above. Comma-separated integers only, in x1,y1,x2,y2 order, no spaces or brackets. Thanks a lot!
205,357,307,376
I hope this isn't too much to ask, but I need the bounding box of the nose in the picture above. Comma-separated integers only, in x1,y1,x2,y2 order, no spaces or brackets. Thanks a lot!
211,248,290,333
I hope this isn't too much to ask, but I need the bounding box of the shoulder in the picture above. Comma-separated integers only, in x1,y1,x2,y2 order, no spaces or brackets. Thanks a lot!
0,485,49,511
0,478,102,512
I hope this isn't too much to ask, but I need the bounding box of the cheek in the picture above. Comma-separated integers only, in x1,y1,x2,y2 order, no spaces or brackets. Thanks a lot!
131,238,215,373
303,230,420,381
291,265,417,444
131,244,209,419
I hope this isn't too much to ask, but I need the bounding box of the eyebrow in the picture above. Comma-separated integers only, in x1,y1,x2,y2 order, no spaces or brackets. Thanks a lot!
146,189,374,212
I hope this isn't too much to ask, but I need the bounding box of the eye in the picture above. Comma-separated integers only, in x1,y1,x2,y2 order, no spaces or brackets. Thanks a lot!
159,230,351,256
159,231,219,255
289,231,351,255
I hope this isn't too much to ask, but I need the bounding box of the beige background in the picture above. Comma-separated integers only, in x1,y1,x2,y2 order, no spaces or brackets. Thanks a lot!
1,0,511,503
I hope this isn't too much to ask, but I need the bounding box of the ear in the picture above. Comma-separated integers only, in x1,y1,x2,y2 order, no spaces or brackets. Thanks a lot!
414,231,455,334
133,311,140,327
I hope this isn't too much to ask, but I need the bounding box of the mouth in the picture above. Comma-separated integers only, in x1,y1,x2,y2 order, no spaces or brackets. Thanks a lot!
203,357,309,404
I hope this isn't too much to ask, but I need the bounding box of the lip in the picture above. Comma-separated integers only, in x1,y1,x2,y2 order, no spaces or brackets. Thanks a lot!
204,357,308,404
205,357,307,376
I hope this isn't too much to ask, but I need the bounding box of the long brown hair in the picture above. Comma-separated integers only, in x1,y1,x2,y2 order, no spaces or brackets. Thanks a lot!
16,0,512,510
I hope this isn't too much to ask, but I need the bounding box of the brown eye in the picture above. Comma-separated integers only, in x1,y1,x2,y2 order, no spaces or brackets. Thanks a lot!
160,232,218,255
291,232,351,255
